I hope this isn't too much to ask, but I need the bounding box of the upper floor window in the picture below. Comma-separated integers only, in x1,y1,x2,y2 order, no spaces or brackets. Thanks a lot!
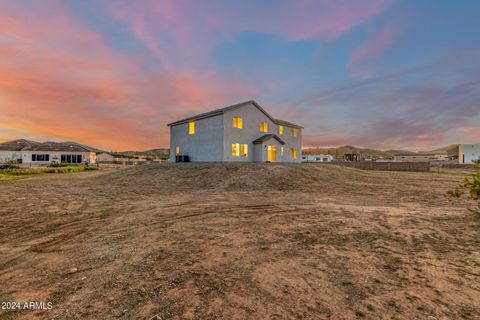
189,121,195,135
233,117,243,128
260,122,268,133
279,125,284,135
290,128,298,137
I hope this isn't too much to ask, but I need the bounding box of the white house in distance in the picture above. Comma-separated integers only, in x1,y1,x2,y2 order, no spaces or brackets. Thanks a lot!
459,144,480,164
394,153,446,162
0,139,97,165
302,154,334,163
168,100,303,163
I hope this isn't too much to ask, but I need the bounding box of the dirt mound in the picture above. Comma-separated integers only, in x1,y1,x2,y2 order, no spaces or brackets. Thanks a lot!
101,163,374,192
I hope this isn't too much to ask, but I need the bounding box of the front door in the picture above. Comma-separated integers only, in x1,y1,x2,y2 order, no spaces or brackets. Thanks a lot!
267,145,277,162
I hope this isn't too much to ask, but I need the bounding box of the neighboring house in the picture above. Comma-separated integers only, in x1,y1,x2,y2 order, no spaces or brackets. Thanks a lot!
168,100,303,163
459,144,480,164
302,154,334,163
0,139,97,165
96,152,116,163
394,154,451,162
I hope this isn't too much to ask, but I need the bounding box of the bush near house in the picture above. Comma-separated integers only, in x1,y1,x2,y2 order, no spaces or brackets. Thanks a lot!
0,160,20,170
447,160,480,213
0,165,99,181
49,162,70,167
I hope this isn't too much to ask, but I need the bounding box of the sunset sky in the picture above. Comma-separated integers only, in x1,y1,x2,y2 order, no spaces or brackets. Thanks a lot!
1,0,479,151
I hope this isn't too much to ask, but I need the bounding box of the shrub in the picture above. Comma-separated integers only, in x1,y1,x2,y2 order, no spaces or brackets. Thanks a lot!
1,160,20,169
49,162,69,167
0,165,98,178
447,161,480,213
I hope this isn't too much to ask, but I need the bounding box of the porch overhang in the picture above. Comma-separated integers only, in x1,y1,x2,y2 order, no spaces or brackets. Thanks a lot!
252,134,286,145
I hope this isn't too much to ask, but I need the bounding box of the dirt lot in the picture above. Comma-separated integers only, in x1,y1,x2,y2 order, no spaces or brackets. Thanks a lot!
0,163,479,320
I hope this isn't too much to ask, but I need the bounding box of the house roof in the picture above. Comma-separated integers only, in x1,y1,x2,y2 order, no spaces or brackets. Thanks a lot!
167,100,304,129
253,134,286,145
0,139,97,152
0,139,40,151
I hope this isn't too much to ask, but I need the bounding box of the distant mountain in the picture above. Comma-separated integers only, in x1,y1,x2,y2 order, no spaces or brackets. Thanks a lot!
429,144,459,155
119,148,170,158
302,145,459,159
302,145,395,159
143,148,170,156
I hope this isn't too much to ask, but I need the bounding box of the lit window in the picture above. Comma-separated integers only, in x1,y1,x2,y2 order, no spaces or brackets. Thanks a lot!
232,143,248,157
281,147,284,156
175,146,180,156
233,117,243,128
290,148,297,159
240,144,248,157
189,121,195,135
260,122,268,133
290,128,297,137
232,143,239,157
279,125,284,135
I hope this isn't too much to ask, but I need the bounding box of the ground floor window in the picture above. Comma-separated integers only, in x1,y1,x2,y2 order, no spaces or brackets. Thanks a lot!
32,154,49,162
232,143,248,157
61,154,82,164
175,146,180,156
290,148,297,159
281,147,284,156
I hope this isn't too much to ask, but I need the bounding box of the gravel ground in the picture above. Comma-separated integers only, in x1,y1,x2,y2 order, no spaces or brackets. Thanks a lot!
0,163,479,319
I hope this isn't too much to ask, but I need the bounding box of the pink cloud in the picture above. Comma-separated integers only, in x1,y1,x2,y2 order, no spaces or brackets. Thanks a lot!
349,26,404,67
258,0,392,41
458,127,480,140
107,0,392,69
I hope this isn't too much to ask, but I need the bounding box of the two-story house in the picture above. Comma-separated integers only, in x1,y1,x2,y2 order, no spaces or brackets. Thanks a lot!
168,100,303,162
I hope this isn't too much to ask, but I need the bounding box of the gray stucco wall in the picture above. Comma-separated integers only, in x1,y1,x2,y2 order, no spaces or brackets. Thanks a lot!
253,144,263,162
223,103,277,162
169,113,224,162
223,103,302,163
279,125,302,163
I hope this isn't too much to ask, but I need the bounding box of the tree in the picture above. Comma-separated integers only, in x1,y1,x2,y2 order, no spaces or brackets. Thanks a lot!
447,161,480,213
